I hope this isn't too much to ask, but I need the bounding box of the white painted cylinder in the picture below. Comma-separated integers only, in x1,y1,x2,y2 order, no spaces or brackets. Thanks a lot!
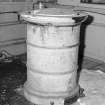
21,8,88,105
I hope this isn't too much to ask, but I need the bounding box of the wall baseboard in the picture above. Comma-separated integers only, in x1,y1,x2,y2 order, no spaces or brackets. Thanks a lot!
0,37,26,47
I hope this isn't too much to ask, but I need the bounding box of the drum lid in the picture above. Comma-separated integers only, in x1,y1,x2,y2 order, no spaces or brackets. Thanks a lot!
32,8,76,17
21,8,88,26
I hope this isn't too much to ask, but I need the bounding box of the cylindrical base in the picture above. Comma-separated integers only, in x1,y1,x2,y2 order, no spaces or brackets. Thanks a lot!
24,16,82,105
25,45,79,105
24,85,79,105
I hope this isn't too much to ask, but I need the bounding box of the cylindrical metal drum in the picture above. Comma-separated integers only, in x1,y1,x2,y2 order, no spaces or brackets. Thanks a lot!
21,8,87,105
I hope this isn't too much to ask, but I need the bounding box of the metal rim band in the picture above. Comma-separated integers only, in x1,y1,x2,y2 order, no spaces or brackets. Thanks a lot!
24,85,79,99
27,65,78,75
24,20,82,27
27,41,79,50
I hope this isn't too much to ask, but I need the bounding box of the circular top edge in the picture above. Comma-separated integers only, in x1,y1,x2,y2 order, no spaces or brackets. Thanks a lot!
20,8,88,26
22,8,87,18
32,8,76,17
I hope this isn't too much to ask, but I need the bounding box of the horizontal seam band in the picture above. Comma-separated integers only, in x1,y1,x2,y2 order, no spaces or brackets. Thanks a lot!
27,66,77,75
27,42,79,49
